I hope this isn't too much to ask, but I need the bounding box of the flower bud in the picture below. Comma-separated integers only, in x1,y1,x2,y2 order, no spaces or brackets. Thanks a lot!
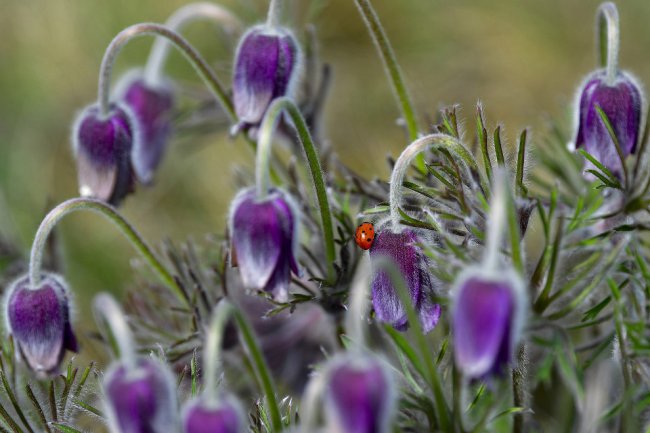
233,25,300,130
72,103,137,206
182,394,245,433
104,357,177,433
228,188,299,302
118,74,175,184
368,225,440,333
3,273,78,376
451,270,526,379
574,70,644,178
324,354,395,433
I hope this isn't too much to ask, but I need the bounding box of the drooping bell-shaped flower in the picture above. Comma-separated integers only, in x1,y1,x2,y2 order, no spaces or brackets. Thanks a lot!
232,25,299,130
324,354,395,433
182,394,245,433
117,74,175,184
574,70,644,178
104,357,177,433
3,273,78,376
368,225,440,333
229,187,299,302
72,103,137,206
451,271,526,379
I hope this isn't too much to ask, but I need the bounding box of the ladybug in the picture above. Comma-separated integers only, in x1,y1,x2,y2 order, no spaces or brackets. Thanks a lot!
355,222,375,250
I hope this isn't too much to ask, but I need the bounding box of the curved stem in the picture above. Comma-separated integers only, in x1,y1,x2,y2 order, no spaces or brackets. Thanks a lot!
389,133,474,231
28,197,186,306
597,2,619,85
144,2,243,85
93,293,137,370
353,0,419,142
266,0,283,28
256,97,336,282
344,256,372,347
483,170,508,270
211,300,282,432
202,301,232,402
97,23,234,121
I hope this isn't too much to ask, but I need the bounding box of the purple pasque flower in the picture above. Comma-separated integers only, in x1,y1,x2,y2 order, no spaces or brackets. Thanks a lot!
368,224,440,333
232,25,300,130
72,103,137,206
451,268,527,379
3,273,78,376
117,73,175,184
104,357,177,433
324,353,395,433
182,394,245,433
229,187,299,302
573,70,644,178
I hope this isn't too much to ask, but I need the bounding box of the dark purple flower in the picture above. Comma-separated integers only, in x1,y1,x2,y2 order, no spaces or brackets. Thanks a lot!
451,271,526,379
73,103,136,206
232,26,299,130
368,226,440,333
325,354,395,433
229,188,299,301
104,357,177,433
3,274,77,376
182,394,245,433
574,70,644,178
118,75,175,184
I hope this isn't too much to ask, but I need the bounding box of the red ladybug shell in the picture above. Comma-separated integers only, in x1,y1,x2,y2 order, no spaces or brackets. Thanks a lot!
355,222,375,250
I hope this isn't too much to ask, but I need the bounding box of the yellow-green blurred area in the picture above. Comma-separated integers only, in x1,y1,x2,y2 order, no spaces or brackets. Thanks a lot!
1,0,650,327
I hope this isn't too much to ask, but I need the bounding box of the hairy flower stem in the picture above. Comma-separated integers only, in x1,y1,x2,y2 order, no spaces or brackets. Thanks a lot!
512,344,527,433
255,97,336,282
374,257,451,431
597,2,619,85
28,198,186,306
97,23,234,121
344,257,372,347
266,0,283,27
208,300,282,432
93,293,137,370
353,0,419,142
389,133,477,231
144,2,243,85
202,304,230,402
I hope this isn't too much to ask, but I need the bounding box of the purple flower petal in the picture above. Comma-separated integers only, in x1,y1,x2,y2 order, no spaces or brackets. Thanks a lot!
452,276,514,378
233,26,298,128
104,358,177,433
326,355,394,433
120,76,175,184
574,71,643,178
182,395,244,433
4,274,77,375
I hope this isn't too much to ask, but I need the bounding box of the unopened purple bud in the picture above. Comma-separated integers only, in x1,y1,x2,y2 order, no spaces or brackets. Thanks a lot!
233,25,300,129
3,274,77,376
182,394,245,433
451,271,526,379
574,70,644,178
118,75,175,184
325,355,395,433
72,104,137,206
228,188,299,302
104,357,177,433
368,226,440,333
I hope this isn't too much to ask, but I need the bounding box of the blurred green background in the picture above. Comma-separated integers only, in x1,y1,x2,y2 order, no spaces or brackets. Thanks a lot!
1,0,650,327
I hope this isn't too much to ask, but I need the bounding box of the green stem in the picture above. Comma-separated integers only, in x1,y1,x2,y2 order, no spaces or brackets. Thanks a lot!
353,0,419,142
214,300,283,432
597,2,619,85
374,257,451,430
256,97,336,282
266,0,284,27
98,23,234,121
28,198,186,306
144,2,243,85
92,293,137,370
202,302,232,402
512,344,527,433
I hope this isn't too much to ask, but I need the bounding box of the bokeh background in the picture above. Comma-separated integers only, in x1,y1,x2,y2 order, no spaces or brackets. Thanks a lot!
1,0,650,327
